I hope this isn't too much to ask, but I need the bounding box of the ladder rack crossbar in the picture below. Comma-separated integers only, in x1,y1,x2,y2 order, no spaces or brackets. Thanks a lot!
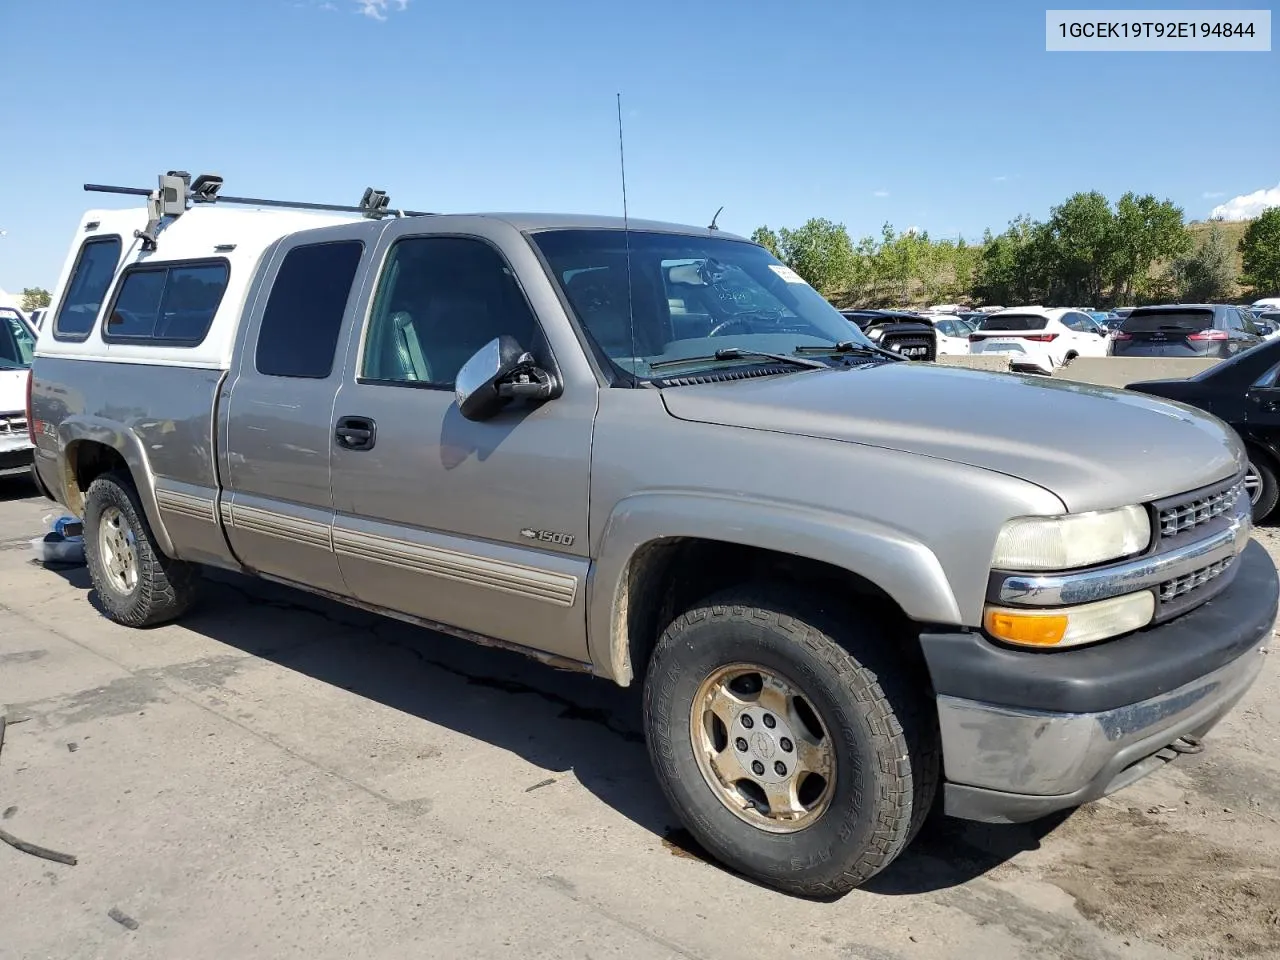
83,183,433,218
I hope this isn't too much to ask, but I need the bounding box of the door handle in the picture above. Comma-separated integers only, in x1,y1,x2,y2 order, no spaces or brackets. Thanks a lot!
335,416,376,451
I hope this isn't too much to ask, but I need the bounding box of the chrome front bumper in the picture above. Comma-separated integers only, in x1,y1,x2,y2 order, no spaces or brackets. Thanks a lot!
923,536,1278,824
939,646,1265,823
0,432,34,478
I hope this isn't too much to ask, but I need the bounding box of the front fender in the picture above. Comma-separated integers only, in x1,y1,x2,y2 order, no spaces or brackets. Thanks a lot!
586,491,962,685
58,416,175,557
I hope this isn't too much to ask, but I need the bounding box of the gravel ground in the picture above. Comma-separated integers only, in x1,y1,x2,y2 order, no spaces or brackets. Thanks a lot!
0,475,1277,960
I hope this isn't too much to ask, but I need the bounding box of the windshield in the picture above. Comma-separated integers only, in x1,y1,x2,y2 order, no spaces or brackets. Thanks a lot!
531,229,871,379
0,313,35,370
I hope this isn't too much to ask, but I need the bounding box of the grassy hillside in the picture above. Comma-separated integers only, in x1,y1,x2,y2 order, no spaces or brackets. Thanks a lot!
1184,218,1249,279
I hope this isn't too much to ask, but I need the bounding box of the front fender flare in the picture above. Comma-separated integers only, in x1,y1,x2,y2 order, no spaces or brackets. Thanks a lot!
58,416,175,557
586,491,962,685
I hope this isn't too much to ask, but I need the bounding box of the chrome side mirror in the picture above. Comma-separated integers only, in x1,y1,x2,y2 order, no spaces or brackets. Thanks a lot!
455,335,558,422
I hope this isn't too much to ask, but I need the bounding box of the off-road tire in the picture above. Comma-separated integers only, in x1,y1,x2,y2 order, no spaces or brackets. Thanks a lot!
83,471,198,627
643,584,940,897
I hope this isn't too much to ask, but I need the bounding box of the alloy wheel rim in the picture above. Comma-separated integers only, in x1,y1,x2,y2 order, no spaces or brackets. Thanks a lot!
98,506,139,595
689,663,836,833
1245,462,1263,505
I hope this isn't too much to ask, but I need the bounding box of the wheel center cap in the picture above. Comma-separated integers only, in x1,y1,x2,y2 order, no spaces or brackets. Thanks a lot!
750,731,775,759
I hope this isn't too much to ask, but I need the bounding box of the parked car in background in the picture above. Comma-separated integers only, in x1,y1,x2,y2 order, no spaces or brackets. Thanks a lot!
925,303,963,315
1251,298,1280,313
957,311,988,327
839,309,938,360
927,314,973,355
0,309,37,479
1112,307,1136,320
28,308,47,330
1111,304,1263,359
1254,313,1280,339
968,307,1109,373
1127,337,1280,520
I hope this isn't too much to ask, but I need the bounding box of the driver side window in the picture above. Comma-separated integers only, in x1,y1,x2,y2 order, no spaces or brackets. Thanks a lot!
361,237,538,389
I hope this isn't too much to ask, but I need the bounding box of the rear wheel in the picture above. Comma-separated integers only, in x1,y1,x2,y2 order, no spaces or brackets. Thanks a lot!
1245,453,1279,522
83,471,198,627
643,586,938,897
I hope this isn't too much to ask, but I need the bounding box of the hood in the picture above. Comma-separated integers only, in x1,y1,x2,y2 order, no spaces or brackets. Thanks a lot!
660,364,1244,512
0,369,27,415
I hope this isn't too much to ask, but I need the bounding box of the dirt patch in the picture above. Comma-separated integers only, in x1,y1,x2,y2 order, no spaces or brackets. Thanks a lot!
1047,804,1280,958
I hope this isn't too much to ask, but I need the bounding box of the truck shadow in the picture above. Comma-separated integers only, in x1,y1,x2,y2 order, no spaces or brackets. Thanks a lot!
49,562,1074,897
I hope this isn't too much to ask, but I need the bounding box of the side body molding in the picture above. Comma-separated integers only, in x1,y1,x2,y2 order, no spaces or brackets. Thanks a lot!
586,491,963,685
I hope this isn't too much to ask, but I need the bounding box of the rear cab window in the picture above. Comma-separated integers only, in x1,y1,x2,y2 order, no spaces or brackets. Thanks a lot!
54,236,123,340
103,260,229,345
255,240,365,379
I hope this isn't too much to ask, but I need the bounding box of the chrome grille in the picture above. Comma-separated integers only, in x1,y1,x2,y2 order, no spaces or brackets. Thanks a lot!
1158,481,1243,538
1159,555,1235,603
0,414,27,436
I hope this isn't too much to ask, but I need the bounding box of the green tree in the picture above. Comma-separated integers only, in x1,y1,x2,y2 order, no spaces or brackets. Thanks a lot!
1241,208,1280,295
1041,191,1113,305
775,218,856,294
1107,193,1191,304
972,217,1041,305
750,226,781,259
951,240,981,302
1171,224,1236,302
21,287,51,312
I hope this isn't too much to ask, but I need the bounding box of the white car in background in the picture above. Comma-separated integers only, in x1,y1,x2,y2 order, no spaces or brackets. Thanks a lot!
968,306,1110,374
0,309,37,479
928,313,974,355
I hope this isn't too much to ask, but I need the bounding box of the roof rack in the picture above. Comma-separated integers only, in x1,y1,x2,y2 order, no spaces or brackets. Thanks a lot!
84,171,434,250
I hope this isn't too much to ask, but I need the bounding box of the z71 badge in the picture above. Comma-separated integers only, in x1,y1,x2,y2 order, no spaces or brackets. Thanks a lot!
520,528,576,547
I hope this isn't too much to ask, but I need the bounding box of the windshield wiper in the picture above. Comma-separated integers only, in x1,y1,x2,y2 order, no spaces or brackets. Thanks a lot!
794,340,904,362
648,347,829,372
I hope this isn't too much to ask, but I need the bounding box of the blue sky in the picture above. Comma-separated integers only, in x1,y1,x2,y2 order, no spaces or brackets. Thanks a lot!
1,0,1276,291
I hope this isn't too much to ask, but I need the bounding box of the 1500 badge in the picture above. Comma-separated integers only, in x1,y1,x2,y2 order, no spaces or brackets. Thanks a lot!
520,528,576,547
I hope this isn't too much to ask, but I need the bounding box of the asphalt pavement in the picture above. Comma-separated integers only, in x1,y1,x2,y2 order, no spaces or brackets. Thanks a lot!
1,475,1277,960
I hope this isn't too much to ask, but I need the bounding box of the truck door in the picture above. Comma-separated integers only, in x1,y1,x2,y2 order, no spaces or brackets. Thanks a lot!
219,225,376,594
328,218,595,664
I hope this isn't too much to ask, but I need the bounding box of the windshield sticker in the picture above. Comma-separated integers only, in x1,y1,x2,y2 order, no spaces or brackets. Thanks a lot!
768,264,806,284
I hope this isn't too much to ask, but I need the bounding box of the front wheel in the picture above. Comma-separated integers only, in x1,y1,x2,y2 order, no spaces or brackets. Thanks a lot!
83,471,199,627
643,586,938,897
1245,454,1279,522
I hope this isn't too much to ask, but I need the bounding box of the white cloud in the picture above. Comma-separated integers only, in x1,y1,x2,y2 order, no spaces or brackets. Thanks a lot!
357,0,409,19
992,175,1008,183
1210,183,1280,221
1202,191,1225,199
872,189,889,198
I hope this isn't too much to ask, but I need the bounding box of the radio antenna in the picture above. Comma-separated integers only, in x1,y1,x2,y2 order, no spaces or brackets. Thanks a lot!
617,92,638,385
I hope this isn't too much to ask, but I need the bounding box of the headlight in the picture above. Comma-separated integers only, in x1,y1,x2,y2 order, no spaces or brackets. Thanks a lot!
992,505,1150,571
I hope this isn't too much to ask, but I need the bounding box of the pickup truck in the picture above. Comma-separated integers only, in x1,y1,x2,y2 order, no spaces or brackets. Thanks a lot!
28,174,1278,897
